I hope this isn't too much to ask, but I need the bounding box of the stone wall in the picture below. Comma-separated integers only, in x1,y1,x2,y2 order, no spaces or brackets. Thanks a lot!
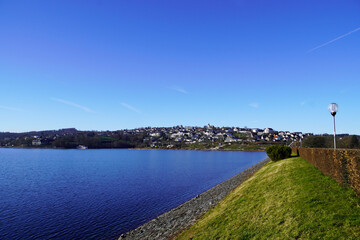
119,158,270,240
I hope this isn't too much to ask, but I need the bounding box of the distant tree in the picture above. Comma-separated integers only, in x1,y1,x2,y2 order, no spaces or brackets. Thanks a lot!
350,135,359,149
303,136,329,148
336,135,359,149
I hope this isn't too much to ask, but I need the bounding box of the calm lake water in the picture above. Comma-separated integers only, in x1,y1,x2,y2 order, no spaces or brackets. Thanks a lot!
0,149,267,240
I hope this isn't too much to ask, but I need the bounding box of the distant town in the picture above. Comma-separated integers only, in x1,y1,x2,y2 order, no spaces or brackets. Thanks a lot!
0,125,315,150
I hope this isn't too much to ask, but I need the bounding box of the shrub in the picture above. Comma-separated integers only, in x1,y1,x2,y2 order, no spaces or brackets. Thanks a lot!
266,145,292,161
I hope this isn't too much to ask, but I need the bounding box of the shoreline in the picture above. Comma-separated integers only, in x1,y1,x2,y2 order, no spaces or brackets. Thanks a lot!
119,157,270,240
0,146,265,152
134,147,265,152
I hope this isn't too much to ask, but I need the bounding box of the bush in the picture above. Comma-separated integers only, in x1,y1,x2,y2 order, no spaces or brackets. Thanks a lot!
266,145,292,161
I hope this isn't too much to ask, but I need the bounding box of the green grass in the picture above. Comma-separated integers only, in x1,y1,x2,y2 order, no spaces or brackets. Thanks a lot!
183,144,214,150
175,157,360,239
219,144,266,151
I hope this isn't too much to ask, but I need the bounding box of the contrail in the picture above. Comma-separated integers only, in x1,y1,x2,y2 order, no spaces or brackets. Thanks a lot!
121,102,141,114
169,86,189,94
249,103,259,108
0,105,22,111
51,98,95,113
308,27,360,53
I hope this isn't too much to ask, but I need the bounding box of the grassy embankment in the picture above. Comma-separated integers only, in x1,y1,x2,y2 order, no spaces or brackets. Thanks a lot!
175,156,360,239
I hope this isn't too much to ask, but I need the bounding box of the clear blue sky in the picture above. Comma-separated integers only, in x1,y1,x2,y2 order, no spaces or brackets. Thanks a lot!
1,0,359,134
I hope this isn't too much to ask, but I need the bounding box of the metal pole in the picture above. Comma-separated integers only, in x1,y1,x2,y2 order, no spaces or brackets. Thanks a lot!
333,115,336,149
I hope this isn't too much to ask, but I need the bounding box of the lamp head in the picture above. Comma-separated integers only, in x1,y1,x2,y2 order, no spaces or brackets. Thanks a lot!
328,103,338,116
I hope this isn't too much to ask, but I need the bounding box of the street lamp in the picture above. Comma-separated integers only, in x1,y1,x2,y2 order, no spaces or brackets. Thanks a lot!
328,103,338,149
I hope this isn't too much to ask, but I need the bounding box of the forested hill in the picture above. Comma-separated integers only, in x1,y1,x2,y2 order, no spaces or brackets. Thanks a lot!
0,128,78,140
0,128,136,149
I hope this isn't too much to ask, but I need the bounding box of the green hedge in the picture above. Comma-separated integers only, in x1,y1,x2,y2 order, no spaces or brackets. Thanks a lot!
266,145,292,161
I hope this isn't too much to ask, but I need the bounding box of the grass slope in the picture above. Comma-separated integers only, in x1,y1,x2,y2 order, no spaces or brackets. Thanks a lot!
175,157,360,239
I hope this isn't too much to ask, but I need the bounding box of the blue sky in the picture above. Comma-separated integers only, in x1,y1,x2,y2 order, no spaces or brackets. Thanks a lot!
0,0,359,134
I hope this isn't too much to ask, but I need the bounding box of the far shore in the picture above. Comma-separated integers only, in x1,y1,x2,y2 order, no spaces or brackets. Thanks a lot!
0,146,266,152
135,147,265,152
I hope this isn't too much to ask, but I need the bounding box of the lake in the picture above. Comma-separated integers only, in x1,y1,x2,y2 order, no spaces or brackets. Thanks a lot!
0,149,267,239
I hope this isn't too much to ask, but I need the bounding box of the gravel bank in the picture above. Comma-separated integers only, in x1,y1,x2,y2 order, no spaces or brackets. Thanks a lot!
119,158,270,240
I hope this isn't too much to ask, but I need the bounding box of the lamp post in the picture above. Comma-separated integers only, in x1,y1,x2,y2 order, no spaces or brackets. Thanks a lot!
328,103,338,149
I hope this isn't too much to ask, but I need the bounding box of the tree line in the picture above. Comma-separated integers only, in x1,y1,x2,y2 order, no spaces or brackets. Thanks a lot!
302,135,359,149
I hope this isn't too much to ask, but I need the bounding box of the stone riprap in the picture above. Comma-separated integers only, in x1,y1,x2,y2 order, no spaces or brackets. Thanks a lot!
119,158,270,240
